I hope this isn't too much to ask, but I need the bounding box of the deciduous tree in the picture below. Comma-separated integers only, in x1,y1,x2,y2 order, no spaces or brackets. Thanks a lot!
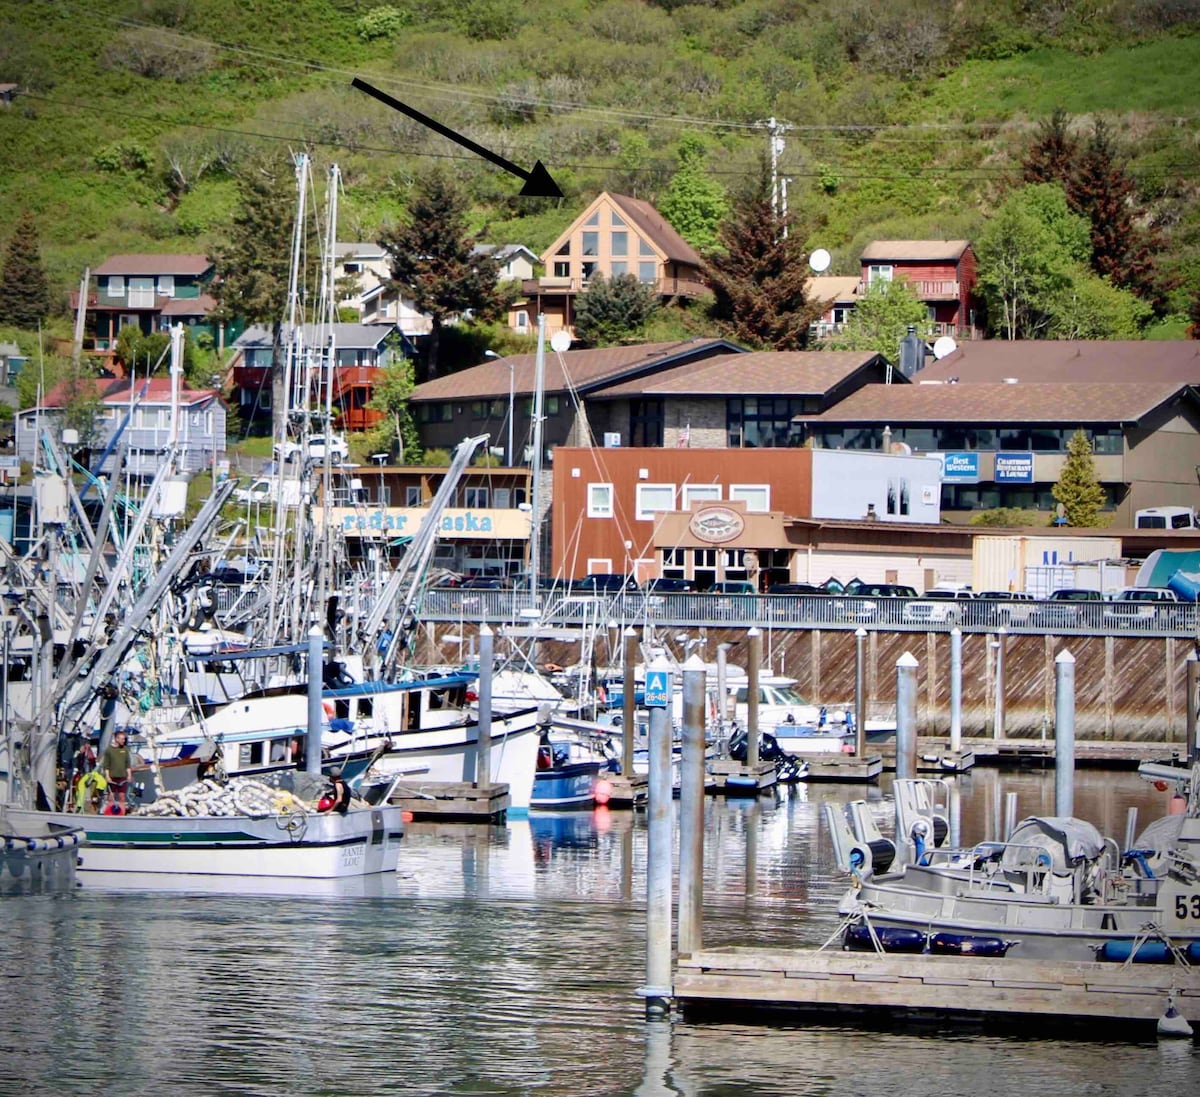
658,133,728,252
1052,428,1107,527
364,353,422,463
827,278,930,361
702,164,824,349
378,169,505,381
573,273,659,347
0,211,52,329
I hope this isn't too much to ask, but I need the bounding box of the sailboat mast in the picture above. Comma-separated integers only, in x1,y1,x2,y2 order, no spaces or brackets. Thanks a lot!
530,314,546,599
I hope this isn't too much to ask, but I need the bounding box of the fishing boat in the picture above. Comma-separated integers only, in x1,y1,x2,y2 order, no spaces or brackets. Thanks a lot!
825,765,1200,962
6,775,403,880
141,669,543,811
530,729,611,810
1,806,83,896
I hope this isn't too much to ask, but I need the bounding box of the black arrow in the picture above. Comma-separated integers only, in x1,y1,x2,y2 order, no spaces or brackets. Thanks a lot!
351,77,563,199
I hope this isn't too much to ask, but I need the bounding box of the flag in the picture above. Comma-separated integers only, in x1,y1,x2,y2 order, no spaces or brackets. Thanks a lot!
677,423,690,448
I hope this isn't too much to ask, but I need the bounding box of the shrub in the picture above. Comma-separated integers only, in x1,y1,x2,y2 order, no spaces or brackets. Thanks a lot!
421,448,452,466
968,507,1042,527
356,6,411,41
101,27,216,81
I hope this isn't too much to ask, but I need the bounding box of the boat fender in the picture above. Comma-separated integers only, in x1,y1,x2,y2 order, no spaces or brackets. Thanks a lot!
1097,939,1173,964
1158,994,1194,1039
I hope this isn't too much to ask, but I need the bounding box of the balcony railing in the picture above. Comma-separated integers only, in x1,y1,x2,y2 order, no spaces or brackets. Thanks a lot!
859,279,960,300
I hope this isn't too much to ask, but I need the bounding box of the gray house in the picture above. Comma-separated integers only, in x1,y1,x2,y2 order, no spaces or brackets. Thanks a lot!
16,375,227,479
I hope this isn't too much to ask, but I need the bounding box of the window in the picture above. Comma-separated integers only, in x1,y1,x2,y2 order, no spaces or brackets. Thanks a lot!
611,211,626,227
555,242,570,256
727,397,808,449
867,264,893,283
405,486,422,506
588,483,614,518
630,398,664,447
638,261,656,284
553,261,570,278
610,261,627,278
107,275,125,297
611,231,627,256
464,487,489,508
515,310,528,330
682,483,721,509
128,277,154,308
582,231,599,256
636,483,675,521
494,488,511,509
729,484,769,512
582,261,598,281
640,238,656,256
158,275,175,297
343,262,361,274
584,211,600,226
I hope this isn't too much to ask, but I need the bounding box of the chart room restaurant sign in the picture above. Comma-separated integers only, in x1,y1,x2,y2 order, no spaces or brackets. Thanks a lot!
688,505,746,544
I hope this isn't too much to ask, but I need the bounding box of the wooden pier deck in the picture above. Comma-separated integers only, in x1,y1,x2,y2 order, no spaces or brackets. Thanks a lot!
674,946,1200,1035
388,781,510,821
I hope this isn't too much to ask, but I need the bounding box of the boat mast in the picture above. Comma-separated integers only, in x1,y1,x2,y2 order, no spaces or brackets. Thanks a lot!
529,314,546,600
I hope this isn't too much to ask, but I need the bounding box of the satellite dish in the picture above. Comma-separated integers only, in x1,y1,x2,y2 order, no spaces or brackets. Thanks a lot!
932,335,957,360
808,248,831,273
550,330,572,354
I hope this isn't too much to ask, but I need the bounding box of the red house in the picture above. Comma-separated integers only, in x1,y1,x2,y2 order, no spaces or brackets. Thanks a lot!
858,240,979,339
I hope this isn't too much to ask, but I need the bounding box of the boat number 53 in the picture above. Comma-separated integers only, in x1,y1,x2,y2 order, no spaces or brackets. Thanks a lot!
1176,894,1200,918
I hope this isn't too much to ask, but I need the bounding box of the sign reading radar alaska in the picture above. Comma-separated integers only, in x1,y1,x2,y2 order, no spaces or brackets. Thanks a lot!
332,507,531,539
688,505,745,544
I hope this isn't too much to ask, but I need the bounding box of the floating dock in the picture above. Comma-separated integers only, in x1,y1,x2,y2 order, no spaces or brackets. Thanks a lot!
706,760,777,795
674,946,1200,1035
388,781,510,821
797,753,884,782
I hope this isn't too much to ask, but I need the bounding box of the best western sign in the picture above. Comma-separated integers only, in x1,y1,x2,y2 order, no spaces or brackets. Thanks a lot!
938,452,980,484
326,507,532,540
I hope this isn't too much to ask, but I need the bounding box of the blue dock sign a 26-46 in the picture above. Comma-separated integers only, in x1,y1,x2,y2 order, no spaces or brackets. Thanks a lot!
644,670,671,708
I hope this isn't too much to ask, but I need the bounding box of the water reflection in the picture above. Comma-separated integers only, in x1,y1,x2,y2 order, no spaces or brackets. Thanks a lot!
2,768,1198,1096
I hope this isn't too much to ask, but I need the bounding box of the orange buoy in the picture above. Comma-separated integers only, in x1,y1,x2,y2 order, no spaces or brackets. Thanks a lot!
594,778,613,806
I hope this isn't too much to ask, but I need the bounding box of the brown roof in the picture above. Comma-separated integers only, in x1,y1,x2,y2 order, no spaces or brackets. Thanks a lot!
609,194,702,267
918,340,1200,384
802,380,1192,424
410,339,740,401
94,254,213,277
860,240,971,262
806,276,860,304
160,293,217,317
593,351,888,398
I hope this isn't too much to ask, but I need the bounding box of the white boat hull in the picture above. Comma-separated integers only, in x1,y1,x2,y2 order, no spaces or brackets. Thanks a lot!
6,806,403,879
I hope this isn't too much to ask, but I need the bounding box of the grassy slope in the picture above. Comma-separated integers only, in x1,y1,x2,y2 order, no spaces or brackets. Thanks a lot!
1,1,1198,313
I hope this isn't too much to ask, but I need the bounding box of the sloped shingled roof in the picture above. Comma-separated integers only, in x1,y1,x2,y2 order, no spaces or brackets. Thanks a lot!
93,254,213,276
801,381,1193,424
592,351,889,398
609,194,702,267
860,240,971,262
918,340,1200,384
410,339,741,401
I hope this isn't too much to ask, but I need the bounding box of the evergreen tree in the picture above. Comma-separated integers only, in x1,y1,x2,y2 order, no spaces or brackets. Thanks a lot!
701,164,823,350
378,169,504,381
1052,429,1107,527
658,133,728,252
210,155,304,441
1072,120,1162,309
573,273,659,347
1022,108,1077,187
827,278,931,361
0,210,52,329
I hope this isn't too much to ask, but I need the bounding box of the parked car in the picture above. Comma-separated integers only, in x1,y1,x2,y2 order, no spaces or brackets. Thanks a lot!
458,576,512,590
903,588,976,625
835,583,917,624
275,433,350,464
1104,587,1185,628
646,577,696,594
768,582,824,595
573,573,640,594
1030,588,1106,627
705,579,759,618
976,591,1037,626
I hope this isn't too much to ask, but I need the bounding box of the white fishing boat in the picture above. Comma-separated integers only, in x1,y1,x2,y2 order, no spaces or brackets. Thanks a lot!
826,766,1200,963
1,806,84,896
6,776,403,879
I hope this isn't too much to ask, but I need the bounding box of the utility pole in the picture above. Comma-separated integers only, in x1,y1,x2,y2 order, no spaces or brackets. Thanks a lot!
765,117,789,234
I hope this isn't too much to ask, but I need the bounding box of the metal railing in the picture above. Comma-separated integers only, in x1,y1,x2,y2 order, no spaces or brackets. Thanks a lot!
420,591,1200,637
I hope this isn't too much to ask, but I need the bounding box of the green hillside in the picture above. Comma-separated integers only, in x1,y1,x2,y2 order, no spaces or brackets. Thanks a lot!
2,0,1199,316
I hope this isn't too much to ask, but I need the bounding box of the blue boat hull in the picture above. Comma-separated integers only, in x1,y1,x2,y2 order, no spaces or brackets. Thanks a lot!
531,762,602,809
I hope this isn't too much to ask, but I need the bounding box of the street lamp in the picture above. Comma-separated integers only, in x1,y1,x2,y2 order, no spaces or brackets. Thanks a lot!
484,350,515,467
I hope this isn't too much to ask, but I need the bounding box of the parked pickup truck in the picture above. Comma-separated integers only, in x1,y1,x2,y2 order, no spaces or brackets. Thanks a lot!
903,588,976,625
1104,587,1186,627
233,476,304,508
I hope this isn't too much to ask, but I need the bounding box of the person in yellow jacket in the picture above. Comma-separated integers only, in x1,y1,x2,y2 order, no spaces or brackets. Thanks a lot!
75,770,107,814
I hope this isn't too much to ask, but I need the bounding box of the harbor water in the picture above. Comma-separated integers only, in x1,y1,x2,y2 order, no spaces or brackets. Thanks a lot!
3,768,1200,1096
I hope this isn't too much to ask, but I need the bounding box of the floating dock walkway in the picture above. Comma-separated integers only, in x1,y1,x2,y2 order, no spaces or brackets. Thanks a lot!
674,946,1200,1036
